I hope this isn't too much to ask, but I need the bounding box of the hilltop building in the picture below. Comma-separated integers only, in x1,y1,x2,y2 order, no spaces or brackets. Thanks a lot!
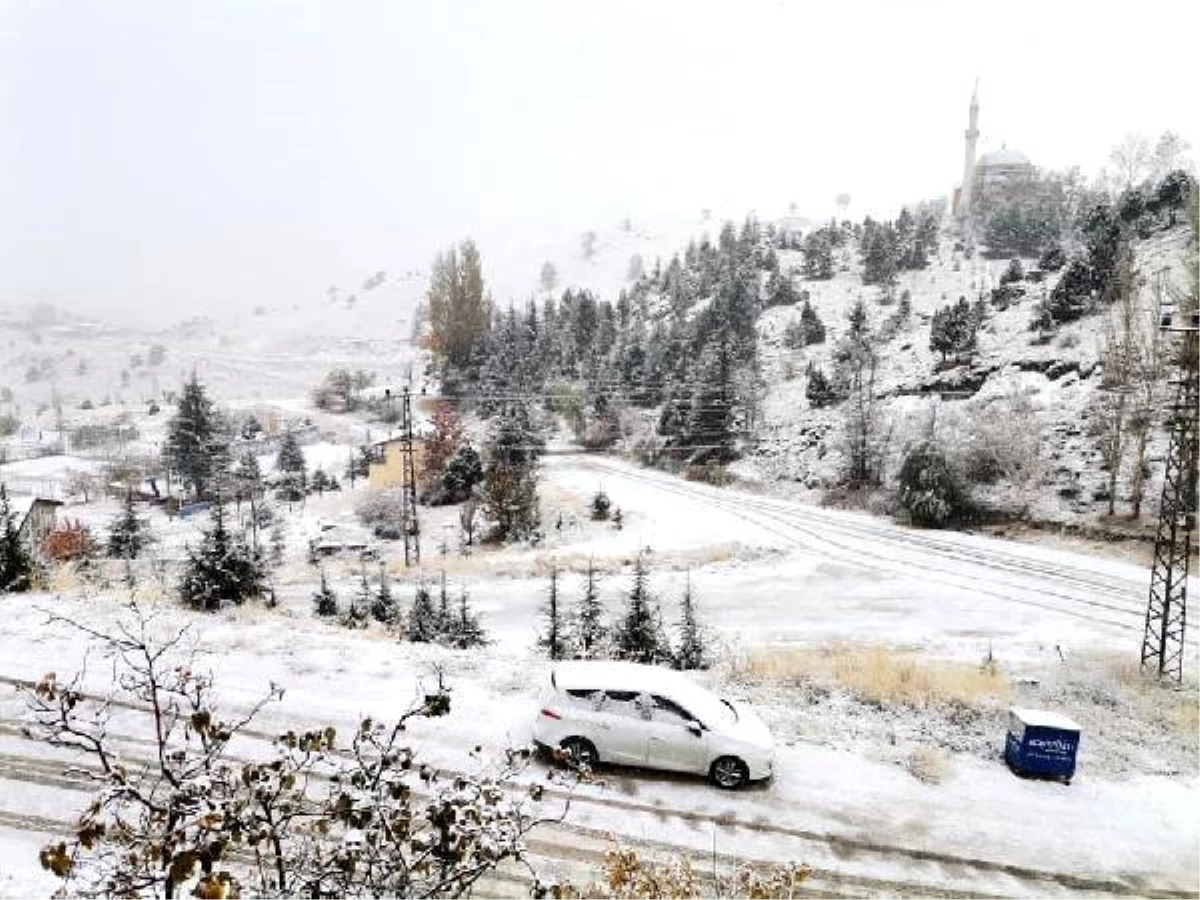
952,83,1037,224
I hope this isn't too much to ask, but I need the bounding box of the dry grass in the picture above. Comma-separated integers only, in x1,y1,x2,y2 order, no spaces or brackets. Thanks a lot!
905,746,952,784
733,643,1009,709
1171,698,1199,736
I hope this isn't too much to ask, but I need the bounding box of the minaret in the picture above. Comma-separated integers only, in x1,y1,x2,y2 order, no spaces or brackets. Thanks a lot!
960,80,980,219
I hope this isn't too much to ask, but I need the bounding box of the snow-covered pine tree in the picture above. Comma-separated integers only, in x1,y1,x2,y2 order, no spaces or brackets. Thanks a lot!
232,451,262,510
340,566,372,629
897,441,968,528
275,432,307,503
673,574,709,670
434,571,453,638
107,490,150,560
268,522,286,567
539,566,566,659
613,554,668,665
371,563,398,625
574,557,606,659
313,571,339,617
449,588,487,649
310,468,331,495
166,372,220,499
178,503,266,611
0,484,34,592
803,229,835,280
407,582,438,642
799,299,826,346
590,488,611,521
685,338,738,465
435,444,483,506
480,403,542,542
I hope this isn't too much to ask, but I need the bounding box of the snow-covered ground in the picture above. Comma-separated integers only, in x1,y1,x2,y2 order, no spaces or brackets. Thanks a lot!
1,452,1196,897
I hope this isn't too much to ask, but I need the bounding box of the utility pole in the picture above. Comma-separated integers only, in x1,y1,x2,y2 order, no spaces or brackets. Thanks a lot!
1141,272,1198,682
400,386,420,567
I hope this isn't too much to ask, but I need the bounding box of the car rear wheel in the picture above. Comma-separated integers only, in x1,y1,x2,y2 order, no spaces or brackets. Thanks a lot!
710,756,749,789
560,737,598,769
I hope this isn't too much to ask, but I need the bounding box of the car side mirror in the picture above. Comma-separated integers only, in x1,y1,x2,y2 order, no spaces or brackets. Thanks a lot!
687,720,704,737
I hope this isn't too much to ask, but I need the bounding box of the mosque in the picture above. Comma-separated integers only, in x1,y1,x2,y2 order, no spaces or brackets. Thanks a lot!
952,83,1037,223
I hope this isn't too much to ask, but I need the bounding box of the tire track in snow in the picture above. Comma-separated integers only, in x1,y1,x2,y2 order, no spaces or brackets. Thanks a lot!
0,753,1180,900
0,722,1192,899
567,457,1178,636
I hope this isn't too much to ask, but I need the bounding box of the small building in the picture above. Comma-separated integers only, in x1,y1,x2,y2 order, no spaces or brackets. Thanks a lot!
9,496,64,553
367,436,428,491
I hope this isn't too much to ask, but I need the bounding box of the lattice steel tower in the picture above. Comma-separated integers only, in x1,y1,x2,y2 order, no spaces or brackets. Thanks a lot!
399,386,421,566
1141,275,1198,681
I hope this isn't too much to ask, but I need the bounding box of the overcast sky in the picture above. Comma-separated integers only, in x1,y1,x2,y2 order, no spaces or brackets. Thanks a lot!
2,0,1197,325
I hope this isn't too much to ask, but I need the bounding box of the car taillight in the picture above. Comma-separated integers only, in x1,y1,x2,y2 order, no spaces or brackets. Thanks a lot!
540,708,562,720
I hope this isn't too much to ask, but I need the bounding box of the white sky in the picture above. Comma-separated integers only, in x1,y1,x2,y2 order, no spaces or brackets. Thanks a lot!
2,0,1197,324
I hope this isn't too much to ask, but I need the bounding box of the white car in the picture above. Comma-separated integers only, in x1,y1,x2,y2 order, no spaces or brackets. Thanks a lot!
531,660,774,789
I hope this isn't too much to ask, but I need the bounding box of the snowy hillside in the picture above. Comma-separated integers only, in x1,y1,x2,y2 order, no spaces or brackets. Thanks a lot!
744,225,1192,530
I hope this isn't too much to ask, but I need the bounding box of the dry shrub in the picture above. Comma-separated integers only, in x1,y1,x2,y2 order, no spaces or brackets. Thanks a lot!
552,846,809,899
683,464,733,486
734,644,1008,709
41,520,98,562
906,746,951,784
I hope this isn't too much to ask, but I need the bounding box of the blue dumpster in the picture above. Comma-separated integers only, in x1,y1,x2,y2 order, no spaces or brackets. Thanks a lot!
1004,708,1080,784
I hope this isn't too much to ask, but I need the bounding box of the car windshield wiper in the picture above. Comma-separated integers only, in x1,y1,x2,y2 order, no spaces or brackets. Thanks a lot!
721,698,738,721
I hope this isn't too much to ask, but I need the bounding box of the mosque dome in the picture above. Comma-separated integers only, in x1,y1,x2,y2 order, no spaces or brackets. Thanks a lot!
977,147,1031,168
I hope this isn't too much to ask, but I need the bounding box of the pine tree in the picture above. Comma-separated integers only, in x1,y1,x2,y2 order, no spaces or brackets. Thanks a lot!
178,504,266,611
107,490,150,559
684,339,738,464
673,575,709,670
0,484,34,593
799,300,826,346
806,366,836,408
480,404,542,542
340,588,371,630
803,229,835,280
589,488,611,521
434,571,454,638
575,558,606,658
539,566,566,659
448,588,487,649
313,571,339,617
166,372,221,499
233,451,263,508
268,522,286,567
613,555,668,665
407,582,438,642
371,563,398,625
276,432,307,502
439,444,483,504
898,441,968,527
310,469,331,495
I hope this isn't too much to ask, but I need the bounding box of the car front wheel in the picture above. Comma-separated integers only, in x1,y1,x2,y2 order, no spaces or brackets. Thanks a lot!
710,756,749,789
560,736,599,769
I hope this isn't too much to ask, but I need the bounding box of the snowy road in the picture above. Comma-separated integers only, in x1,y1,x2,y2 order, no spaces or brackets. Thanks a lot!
546,454,1195,664
0,454,1196,896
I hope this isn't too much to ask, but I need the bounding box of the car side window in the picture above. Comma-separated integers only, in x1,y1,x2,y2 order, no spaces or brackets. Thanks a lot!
649,695,694,727
602,690,642,718
566,689,600,709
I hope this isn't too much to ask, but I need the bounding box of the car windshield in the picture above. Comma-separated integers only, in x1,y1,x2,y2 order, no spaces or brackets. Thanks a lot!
672,686,737,729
